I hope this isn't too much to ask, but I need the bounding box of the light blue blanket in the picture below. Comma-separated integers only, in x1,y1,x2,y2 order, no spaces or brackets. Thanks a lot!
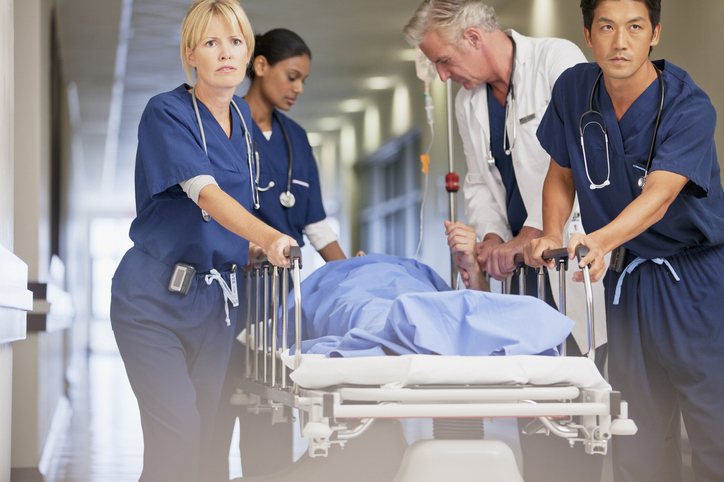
288,254,573,357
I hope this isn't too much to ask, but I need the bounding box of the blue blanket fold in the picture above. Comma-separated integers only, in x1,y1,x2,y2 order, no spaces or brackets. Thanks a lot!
287,254,574,358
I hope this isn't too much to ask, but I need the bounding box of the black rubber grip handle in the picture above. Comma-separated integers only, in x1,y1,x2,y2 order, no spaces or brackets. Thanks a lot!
541,248,569,261
285,245,303,269
576,245,590,267
514,253,526,268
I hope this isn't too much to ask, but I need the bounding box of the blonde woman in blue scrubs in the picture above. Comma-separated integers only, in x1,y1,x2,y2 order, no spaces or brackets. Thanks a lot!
110,2,296,481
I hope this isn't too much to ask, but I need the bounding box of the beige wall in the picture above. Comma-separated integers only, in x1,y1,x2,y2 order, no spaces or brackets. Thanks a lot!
0,0,13,251
0,0,15,479
11,0,68,474
14,0,52,284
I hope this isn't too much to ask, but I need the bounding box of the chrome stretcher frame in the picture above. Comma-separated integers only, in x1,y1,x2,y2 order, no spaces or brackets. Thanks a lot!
236,247,637,474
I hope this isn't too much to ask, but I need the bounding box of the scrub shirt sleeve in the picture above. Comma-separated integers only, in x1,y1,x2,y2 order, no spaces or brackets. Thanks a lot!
650,90,717,198
138,94,215,200
302,139,327,226
536,75,573,170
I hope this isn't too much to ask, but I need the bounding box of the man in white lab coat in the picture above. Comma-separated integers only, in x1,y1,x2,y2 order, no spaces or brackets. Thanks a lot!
404,1,606,481
404,0,607,354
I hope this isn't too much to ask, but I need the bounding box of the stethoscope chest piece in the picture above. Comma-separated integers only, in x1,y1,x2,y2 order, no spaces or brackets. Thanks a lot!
280,191,296,208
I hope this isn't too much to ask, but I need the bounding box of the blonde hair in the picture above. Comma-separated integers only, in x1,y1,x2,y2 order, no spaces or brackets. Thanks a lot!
403,0,499,46
180,0,255,85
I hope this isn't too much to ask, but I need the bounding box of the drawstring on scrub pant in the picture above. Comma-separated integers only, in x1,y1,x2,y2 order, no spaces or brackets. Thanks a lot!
205,269,239,326
613,257,680,305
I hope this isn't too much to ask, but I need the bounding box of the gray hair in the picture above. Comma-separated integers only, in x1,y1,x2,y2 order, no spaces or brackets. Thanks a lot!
403,0,499,46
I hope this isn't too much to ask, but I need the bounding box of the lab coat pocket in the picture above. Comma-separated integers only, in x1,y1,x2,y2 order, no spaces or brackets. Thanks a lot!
515,102,551,168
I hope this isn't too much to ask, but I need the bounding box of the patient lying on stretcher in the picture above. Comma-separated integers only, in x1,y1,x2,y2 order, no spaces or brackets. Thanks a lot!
288,254,573,358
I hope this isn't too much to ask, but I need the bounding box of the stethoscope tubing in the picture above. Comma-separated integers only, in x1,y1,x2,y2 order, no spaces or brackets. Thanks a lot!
487,36,517,167
252,110,296,208
191,87,260,218
579,66,664,190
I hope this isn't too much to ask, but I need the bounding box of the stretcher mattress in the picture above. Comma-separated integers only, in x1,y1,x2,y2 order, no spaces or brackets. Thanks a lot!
281,352,610,391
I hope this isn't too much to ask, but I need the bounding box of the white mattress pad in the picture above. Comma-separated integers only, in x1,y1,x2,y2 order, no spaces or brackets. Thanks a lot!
280,352,610,391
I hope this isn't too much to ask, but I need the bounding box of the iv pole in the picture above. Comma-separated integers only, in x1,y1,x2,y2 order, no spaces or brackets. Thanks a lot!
445,79,460,289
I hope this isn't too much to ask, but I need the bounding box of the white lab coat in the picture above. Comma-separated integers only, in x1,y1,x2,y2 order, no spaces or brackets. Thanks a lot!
455,30,607,351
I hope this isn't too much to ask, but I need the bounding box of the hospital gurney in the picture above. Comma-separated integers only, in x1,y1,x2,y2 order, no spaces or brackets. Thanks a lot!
235,247,637,482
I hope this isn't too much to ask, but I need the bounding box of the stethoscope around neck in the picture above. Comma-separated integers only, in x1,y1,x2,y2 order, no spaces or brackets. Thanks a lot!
253,109,296,208
191,86,260,222
487,36,517,167
579,66,664,190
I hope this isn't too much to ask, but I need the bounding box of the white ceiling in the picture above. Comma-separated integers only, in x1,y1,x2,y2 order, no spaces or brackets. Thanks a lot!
55,0,503,214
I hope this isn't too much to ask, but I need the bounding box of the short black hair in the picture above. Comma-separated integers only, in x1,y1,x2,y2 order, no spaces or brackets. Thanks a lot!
581,0,661,33
247,28,312,80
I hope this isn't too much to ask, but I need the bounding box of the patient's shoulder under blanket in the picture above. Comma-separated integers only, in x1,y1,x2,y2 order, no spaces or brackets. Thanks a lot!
292,254,574,358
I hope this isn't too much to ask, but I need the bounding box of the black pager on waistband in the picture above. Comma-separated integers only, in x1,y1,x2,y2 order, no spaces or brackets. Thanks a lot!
609,246,628,273
168,262,196,295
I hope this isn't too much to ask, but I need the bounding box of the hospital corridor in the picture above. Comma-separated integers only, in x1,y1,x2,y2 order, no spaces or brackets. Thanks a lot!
2,0,722,481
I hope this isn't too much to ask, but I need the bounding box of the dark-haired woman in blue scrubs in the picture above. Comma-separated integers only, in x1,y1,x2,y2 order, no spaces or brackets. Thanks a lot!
246,28,347,261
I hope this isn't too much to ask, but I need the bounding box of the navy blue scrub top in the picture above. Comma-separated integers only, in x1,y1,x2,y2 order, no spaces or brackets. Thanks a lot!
252,111,326,247
130,84,254,272
537,61,724,259
488,84,527,236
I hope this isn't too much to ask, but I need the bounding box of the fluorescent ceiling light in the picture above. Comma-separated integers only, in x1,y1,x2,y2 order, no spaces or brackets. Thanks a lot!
365,76,395,90
396,48,417,61
318,117,343,131
340,99,366,113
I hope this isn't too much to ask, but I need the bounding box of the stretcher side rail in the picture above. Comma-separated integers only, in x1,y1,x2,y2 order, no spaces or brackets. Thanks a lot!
513,246,595,359
244,246,302,393
295,383,635,457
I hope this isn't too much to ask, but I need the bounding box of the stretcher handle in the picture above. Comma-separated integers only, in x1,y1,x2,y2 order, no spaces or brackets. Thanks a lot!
540,246,593,359
284,245,303,269
575,245,590,267
512,253,527,295
574,245,595,360
536,246,589,267
541,248,569,270
513,253,525,269
250,246,303,269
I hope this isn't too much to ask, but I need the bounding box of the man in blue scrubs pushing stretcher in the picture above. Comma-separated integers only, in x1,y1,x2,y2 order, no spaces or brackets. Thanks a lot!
526,1,724,480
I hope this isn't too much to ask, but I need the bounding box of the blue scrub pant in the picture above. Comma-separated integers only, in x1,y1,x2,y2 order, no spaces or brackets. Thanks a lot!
111,247,239,482
604,244,724,482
